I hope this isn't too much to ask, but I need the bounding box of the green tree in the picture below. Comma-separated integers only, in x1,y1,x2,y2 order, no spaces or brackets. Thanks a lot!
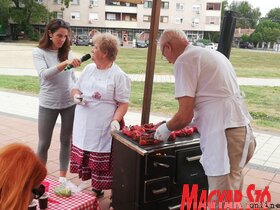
0,0,11,29
9,0,50,39
266,8,280,24
250,32,262,46
62,0,71,8
229,1,261,29
221,0,230,22
251,20,280,44
240,34,250,42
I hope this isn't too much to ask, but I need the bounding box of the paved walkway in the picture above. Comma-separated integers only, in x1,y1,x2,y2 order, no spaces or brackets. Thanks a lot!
0,43,280,205
1,67,280,87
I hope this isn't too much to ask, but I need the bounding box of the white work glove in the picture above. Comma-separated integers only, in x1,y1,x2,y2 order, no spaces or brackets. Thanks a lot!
154,123,171,141
73,94,86,105
110,120,120,132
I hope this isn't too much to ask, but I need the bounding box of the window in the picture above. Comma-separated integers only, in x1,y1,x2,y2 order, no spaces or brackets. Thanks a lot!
89,13,99,22
176,3,184,11
122,13,137,21
54,0,62,4
143,15,151,22
192,18,200,26
144,1,152,8
161,1,169,9
70,0,79,5
192,5,201,13
71,12,80,20
175,18,184,24
205,16,220,25
56,11,63,19
35,0,43,3
90,0,98,6
160,16,169,23
106,13,116,21
206,3,221,10
105,0,120,5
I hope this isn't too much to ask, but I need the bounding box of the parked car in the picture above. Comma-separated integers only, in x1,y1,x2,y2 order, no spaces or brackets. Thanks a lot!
75,35,90,46
136,40,148,48
239,42,253,49
205,42,218,50
193,42,205,48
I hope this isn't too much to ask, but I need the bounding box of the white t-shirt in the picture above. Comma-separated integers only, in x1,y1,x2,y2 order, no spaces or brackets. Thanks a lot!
174,45,251,176
72,63,131,152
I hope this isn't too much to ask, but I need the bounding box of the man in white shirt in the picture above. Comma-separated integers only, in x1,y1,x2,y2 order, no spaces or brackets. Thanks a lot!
154,29,256,205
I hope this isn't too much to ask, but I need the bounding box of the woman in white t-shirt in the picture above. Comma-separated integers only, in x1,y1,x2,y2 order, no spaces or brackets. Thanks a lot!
70,33,131,200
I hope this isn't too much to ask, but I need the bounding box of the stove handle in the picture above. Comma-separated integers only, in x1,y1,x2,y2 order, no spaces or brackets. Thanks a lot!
152,187,167,195
168,203,184,210
186,155,201,162
153,161,170,168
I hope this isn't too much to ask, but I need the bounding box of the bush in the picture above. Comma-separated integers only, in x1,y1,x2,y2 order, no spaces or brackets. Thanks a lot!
30,34,40,41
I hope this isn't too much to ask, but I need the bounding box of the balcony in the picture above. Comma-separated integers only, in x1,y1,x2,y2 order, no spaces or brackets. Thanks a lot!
105,5,137,13
105,20,138,29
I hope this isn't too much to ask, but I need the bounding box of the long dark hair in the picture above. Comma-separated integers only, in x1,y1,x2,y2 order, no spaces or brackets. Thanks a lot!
38,19,71,62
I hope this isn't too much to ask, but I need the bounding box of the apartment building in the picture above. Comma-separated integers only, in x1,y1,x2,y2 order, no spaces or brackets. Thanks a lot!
42,0,222,43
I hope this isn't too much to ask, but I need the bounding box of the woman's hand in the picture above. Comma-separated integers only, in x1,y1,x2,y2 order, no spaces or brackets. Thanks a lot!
57,58,81,72
68,58,81,68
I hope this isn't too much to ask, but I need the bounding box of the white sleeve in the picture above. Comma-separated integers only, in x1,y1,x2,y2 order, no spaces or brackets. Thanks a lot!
114,72,131,103
174,60,198,99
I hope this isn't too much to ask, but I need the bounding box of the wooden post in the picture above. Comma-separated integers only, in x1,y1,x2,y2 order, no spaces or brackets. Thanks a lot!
141,0,161,125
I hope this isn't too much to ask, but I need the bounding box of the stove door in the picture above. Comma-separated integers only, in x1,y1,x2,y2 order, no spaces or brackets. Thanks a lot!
146,154,175,178
175,147,208,190
144,176,170,203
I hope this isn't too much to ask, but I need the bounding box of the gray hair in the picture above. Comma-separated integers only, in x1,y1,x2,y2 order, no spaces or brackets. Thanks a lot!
92,33,119,61
159,29,187,51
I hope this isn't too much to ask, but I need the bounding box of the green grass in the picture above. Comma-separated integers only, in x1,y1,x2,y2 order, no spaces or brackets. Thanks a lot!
0,76,39,94
73,46,174,74
1,76,279,132
240,86,280,132
72,46,280,78
230,49,280,78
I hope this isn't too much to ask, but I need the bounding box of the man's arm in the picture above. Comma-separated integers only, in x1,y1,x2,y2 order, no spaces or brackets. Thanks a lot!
167,96,195,131
154,96,194,141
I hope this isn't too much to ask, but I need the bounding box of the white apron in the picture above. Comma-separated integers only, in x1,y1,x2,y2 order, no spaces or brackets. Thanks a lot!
72,68,117,153
194,93,252,176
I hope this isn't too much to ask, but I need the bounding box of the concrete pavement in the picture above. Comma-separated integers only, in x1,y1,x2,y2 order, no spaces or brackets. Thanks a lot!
1,67,280,87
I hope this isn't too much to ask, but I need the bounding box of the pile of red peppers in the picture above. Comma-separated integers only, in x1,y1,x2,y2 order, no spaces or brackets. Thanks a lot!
122,121,198,146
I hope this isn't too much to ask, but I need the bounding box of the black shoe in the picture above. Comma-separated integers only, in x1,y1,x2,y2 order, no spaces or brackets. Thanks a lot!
92,188,104,198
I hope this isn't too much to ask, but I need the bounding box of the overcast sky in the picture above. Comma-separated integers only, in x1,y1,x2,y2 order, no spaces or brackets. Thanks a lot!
227,0,280,17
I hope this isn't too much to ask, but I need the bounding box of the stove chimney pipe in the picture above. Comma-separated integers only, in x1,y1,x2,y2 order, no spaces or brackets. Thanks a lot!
217,10,237,59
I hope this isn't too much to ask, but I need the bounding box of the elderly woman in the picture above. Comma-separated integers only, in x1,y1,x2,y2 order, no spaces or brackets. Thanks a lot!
0,143,47,210
70,33,131,198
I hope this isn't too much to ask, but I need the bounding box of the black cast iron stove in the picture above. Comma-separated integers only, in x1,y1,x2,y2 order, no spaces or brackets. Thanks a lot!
111,132,208,210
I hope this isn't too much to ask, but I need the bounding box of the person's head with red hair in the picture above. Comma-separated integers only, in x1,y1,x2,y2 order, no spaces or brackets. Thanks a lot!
0,143,47,210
